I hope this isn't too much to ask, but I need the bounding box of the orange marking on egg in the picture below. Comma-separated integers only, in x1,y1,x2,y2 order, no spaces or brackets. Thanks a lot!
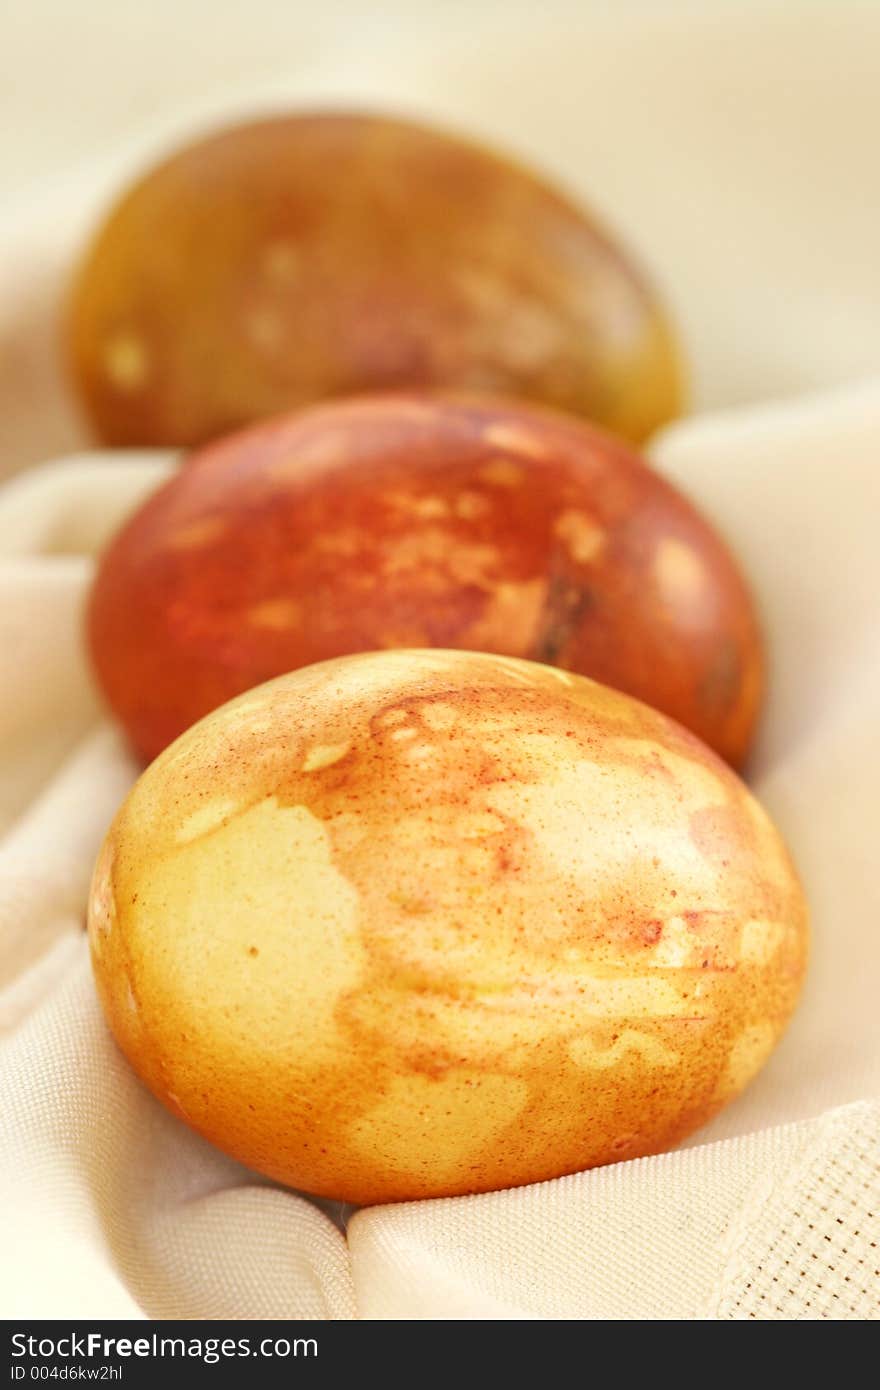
479,458,526,488
247,598,302,630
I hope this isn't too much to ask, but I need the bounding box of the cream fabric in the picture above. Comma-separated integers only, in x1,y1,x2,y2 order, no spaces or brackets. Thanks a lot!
1,386,878,1321
1,2,879,1321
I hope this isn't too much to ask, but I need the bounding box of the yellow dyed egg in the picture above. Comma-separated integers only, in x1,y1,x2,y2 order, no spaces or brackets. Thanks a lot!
87,649,807,1203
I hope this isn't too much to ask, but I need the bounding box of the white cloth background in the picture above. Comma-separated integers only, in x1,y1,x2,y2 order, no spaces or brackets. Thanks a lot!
1,1,879,1319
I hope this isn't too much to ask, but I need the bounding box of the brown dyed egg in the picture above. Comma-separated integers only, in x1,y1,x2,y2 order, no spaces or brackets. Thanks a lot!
88,649,808,1205
88,394,763,766
65,111,683,447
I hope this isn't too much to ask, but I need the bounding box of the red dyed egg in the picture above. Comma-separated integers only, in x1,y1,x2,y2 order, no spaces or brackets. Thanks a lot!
88,394,763,765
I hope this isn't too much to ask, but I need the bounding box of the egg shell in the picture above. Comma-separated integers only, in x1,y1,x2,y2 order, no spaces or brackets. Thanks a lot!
88,649,807,1205
88,394,763,765
65,111,683,447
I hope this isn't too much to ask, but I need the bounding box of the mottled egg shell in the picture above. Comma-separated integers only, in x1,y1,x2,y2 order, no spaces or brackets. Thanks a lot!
65,112,683,447
88,394,763,766
88,649,807,1205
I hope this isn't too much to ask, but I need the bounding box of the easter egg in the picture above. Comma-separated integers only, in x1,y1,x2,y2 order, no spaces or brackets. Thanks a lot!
88,649,807,1204
88,394,762,765
66,112,683,446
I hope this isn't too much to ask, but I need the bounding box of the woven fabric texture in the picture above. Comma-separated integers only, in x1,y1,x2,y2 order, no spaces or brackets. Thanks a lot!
1,382,879,1319
1,3,879,1320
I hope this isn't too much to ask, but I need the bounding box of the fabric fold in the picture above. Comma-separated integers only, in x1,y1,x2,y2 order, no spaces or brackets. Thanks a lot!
1,380,878,1318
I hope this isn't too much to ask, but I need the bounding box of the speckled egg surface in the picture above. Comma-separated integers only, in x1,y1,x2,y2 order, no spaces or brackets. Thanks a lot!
65,111,683,448
88,649,807,1205
88,394,763,766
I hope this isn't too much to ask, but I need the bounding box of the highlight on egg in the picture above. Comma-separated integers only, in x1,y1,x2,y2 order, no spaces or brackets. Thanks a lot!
88,393,763,767
65,110,684,447
88,649,808,1205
